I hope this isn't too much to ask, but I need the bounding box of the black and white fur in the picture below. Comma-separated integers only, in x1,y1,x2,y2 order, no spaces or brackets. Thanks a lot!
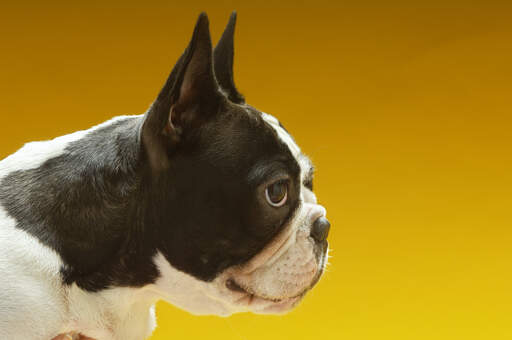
0,12,330,340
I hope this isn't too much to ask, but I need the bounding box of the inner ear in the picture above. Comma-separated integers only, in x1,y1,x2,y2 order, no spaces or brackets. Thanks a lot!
172,35,221,128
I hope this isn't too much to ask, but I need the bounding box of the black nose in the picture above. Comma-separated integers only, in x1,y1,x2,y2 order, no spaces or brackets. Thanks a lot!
311,217,330,243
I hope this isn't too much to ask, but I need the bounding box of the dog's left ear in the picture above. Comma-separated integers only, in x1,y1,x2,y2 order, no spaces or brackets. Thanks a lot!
213,11,245,104
142,13,223,171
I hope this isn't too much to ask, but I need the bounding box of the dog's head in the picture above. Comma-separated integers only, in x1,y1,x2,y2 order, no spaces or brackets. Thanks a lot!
141,12,330,316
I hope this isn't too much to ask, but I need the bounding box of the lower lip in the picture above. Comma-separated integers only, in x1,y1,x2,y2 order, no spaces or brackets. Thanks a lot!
228,243,328,311
258,295,302,313
227,279,303,308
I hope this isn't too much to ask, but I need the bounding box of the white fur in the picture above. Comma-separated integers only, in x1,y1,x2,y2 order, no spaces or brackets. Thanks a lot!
60,285,157,340
0,207,65,339
261,112,301,157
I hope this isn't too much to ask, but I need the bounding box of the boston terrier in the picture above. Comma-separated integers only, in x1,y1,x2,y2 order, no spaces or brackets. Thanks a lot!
0,12,330,340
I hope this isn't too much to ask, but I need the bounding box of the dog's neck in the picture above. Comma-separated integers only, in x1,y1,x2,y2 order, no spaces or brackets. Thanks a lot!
57,115,163,291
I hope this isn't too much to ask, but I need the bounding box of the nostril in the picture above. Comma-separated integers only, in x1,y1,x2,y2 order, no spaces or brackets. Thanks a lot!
311,217,330,243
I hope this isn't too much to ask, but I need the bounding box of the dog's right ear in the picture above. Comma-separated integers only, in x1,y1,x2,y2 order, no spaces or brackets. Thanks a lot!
141,13,222,171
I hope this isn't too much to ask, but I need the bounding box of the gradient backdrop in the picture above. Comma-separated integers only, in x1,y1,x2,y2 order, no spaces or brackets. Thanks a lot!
1,1,511,339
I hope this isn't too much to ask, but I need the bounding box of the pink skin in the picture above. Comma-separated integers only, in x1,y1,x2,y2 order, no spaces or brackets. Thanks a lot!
51,334,95,340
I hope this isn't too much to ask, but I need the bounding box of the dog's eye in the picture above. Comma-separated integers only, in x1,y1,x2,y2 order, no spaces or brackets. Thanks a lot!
265,179,288,207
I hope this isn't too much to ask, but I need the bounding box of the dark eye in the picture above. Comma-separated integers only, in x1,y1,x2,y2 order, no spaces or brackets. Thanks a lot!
265,179,288,207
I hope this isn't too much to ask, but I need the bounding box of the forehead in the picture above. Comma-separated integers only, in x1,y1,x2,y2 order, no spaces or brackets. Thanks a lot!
260,113,301,157
260,112,313,179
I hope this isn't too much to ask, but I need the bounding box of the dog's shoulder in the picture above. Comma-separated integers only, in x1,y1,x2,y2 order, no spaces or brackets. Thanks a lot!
0,114,156,338
0,115,153,289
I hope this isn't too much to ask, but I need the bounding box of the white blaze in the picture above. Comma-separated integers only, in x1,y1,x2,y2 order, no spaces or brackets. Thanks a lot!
261,112,301,158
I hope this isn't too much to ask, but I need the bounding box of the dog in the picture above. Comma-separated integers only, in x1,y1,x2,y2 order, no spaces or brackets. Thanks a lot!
0,12,330,340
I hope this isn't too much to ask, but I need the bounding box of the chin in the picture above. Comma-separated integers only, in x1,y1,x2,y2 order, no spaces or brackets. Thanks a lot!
224,239,330,316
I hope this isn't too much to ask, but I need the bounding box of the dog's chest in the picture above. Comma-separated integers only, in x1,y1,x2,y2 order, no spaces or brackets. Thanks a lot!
62,286,157,340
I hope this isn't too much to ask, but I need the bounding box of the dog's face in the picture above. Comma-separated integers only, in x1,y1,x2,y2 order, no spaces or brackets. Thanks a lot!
141,13,330,316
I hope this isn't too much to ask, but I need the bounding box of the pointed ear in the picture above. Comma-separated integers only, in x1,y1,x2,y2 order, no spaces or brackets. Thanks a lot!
142,12,222,170
213,11,245,104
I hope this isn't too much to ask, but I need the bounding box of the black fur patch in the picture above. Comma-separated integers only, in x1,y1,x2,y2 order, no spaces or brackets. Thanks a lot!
148,103,302,281
0,105,301,291
0,117,160,291
0,12,304,292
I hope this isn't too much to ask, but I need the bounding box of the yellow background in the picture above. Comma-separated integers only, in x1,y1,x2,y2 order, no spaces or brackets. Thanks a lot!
1,1,511,339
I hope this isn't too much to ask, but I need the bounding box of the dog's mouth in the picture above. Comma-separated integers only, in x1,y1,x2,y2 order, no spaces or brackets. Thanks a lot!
225,278,305,314
225,241,328,308
225,278,303,304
